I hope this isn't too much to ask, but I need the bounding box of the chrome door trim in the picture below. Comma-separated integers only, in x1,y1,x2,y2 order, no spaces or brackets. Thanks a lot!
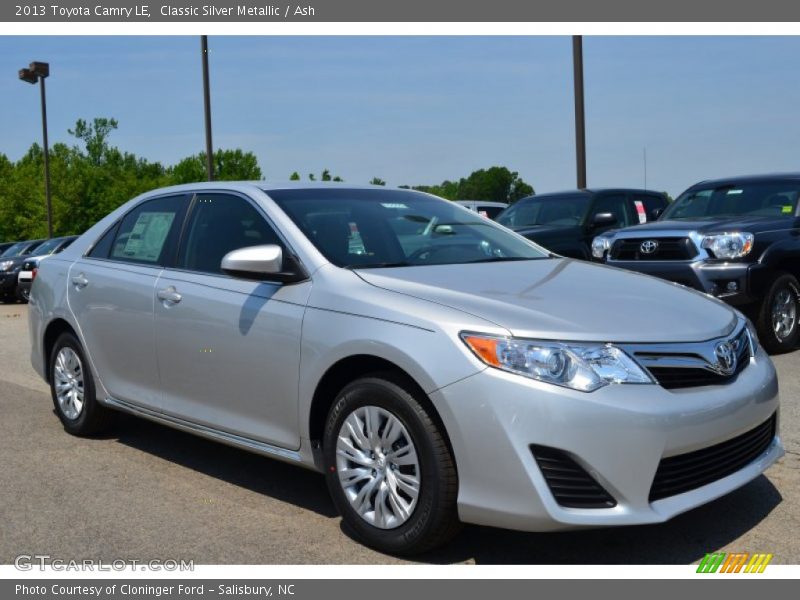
104,396,303,463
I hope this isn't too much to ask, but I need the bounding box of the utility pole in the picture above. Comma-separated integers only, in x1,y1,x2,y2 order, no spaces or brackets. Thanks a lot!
201,35,215,181
572,36,587,189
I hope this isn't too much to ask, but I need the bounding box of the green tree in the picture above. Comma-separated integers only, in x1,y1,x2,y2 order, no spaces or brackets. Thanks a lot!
369,177,386,186
409,167,533,203
168,149,262,184
68,117,119,165
289,171,300,181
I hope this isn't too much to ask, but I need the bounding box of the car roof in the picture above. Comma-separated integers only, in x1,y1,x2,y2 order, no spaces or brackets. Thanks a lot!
138,181,399,197
520,188,661,199
687,172,800,189
455,200,508,207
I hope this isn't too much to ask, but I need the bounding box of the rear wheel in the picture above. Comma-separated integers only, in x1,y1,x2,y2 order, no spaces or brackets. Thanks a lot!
323,374,460,555
755,273,800,354
49,332,114,435
17,286,30,303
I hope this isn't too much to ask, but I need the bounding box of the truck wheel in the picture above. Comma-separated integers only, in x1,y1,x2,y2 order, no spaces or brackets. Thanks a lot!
323,373,460,555
756,273,800,354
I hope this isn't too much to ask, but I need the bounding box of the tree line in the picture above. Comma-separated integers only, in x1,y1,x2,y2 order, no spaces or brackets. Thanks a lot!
0,117,535,242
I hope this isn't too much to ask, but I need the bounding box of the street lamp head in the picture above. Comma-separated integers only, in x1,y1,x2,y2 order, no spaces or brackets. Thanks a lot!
29,62,49,78
18,68,37,84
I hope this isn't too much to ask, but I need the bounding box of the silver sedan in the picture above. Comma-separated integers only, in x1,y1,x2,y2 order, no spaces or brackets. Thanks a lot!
28,182,783,554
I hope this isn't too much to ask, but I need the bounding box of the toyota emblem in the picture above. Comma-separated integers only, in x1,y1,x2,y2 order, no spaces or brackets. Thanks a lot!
714,341,737,375
640,240,659,254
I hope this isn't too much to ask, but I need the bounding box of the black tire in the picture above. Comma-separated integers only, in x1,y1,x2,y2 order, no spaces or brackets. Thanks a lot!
323,373,460,555
755,273,800,354
49,332,114,436
16,286,30,303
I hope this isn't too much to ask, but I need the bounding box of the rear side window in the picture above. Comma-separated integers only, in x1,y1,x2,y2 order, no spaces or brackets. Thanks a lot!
177,193,284,275
631,194,668,223
478,205,506,220
109,195,187,265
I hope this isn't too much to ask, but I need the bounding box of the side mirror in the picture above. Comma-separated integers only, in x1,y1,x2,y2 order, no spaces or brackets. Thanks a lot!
591,212,617,228
221,244,306,282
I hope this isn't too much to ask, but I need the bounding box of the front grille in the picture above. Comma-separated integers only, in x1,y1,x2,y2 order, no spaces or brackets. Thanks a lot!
610,237,698,261
531,445,616,508
640,328,751,390
649,413,776,502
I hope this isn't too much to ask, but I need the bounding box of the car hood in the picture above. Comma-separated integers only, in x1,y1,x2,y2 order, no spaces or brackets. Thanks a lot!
612,216,791,236
355,258,737,343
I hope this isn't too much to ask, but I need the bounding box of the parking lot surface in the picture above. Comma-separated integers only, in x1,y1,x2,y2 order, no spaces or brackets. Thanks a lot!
0,302,798,564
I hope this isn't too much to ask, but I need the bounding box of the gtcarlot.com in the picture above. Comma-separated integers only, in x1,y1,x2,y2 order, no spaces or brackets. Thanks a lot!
14,555,193,573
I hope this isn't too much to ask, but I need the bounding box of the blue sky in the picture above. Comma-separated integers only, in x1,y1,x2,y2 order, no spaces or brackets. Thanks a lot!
1,36,799,196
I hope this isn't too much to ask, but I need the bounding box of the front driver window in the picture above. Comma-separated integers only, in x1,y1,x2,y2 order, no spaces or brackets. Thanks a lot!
591,195,630,227
110,195,185,265
178,194,284,275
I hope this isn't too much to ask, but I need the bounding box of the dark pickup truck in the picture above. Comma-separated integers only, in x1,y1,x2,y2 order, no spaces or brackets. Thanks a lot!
496,189,668,259
593,173,800,353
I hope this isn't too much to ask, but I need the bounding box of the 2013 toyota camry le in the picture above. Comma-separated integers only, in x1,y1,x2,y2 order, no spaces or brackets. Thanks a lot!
29,182,784,554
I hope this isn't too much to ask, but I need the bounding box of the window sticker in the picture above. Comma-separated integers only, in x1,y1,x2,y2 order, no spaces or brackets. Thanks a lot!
633,200,647,223
726,189,744,195
122,211,175,261
783,205,794,214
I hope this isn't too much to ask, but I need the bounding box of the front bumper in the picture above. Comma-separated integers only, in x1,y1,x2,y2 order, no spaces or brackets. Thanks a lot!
0,271,20,294
430,345,781,532
605,259,762,306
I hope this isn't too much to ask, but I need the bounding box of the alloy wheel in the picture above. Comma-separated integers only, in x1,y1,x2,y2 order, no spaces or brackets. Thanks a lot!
772,287,798,340
335,405,421,529
54,347,85,420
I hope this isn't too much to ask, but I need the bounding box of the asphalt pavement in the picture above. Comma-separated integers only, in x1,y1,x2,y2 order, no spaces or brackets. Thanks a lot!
0,303,798,564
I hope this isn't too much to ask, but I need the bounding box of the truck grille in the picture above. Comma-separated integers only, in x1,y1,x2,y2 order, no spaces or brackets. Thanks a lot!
610,237,698,261
649,413,776,502
530,445,617,508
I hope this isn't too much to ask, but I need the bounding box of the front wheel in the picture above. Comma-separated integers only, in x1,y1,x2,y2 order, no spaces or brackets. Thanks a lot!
323,374,460,555
17,286,30,303
755,273,800,354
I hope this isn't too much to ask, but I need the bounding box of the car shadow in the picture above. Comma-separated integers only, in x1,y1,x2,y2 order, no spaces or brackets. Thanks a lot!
403,474,782,564
109,413,339,518
107,409,782,564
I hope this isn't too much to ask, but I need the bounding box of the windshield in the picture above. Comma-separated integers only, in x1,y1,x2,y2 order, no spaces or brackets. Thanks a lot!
496,194,591,228
268,188,549,268
662,182,800,220
32,238,65,256
1,243,26,257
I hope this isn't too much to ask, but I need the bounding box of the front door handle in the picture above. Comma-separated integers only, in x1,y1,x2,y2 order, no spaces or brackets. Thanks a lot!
71,273,89,289
157,286,182,305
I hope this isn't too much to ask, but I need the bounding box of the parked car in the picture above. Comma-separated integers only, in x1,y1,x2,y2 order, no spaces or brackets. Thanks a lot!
16,236,79,302
0,242,15,254
0,239,45,302
593,174,800,353
496,189,668,259
29,183,782,554
454,200,508,220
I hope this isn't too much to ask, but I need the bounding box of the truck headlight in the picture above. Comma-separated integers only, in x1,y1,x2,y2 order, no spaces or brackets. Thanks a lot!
701,232,754,259
591,236,612,259
461,333,653,392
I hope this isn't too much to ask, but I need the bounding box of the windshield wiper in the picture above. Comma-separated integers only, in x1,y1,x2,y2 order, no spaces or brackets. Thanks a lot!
467,256,546,264
346,261,413,270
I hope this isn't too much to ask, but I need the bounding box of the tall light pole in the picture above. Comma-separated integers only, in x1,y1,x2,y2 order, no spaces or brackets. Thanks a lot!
18,61,53,238
201,35,215,181
572,36,587,190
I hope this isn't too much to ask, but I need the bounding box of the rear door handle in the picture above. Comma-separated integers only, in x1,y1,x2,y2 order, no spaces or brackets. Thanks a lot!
157,286,182,305
71,273,89,289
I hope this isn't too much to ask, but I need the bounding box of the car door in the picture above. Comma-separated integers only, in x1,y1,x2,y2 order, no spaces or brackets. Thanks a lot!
630,193,668,223
67,194,189,410
154,191,311,449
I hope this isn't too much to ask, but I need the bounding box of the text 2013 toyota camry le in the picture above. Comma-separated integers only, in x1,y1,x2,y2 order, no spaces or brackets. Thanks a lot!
28,183,784,554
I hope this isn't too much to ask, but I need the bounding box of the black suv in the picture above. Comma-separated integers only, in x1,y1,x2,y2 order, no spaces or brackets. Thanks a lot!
496,189,668,259
594,174,800,353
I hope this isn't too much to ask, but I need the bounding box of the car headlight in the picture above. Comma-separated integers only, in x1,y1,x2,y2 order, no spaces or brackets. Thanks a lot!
591,236,612,259
461,333,653,392
0,260,14,272
701,232,754,259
